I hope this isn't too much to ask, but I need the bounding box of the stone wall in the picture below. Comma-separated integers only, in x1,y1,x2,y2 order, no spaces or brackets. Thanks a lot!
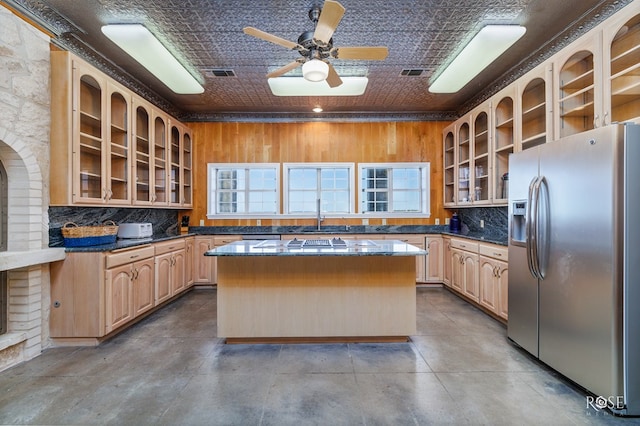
0,5,53,370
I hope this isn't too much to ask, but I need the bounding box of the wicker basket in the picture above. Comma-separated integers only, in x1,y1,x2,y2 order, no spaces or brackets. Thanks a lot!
62,221,119,247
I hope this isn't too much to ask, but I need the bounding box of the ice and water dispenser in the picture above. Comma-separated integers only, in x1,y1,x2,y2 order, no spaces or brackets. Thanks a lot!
511,201,527,246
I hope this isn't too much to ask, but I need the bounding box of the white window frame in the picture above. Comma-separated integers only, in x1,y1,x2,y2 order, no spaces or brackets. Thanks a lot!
358,162,431,217
207,163,280,218
283,162,356,217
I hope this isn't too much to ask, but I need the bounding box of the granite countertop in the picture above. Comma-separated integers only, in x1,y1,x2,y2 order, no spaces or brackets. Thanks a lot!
191,225,508,246
61,233,193,253
56,226,507,252
205,239,427,257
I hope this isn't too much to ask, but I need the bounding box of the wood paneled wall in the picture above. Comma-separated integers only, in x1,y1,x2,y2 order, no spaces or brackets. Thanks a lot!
186,121,449,227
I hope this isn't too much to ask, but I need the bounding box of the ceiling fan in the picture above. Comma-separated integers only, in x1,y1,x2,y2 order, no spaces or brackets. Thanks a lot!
243,0,388,88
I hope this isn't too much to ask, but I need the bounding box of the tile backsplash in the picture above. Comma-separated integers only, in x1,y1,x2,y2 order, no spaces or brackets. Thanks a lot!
48,207,180,247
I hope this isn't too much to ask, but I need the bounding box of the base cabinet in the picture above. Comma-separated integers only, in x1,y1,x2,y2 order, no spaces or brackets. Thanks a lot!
185,236,195,287
425,236,444,283
154,239,186,304
194,236,214,284
478,244,509,320
395,235,427,283
105,255,154,333
50,237,192,343
444,237,508,319
51,245,156,339
443,237,452,287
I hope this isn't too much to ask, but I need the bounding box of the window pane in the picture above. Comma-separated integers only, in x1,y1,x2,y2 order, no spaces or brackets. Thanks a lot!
393,168,420,189
289,190,317,213
210,164,279,215
289,169,316,190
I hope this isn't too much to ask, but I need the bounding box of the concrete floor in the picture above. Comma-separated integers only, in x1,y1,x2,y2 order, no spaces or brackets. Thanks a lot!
0,287,638,425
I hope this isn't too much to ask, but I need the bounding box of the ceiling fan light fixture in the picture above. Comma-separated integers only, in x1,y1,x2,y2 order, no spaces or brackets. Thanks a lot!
429,25,526,93
302,59,329,82
101,24,204,94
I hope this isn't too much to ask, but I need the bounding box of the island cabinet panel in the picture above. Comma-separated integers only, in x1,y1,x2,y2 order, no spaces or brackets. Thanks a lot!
217,256,416,339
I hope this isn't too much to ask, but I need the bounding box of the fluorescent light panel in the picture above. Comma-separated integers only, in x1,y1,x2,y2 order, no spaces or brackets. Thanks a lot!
101,24,204,94
429,25,526,93
268,77,368,96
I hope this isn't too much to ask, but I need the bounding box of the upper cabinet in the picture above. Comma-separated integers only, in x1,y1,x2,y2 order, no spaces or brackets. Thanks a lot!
456,119,471,205
518,63,553,151
492,86,515,204
553,34,603,139
50,50,193,209
472,108,491,204
604,9,640,125
442,1,640,207
443,124,456,207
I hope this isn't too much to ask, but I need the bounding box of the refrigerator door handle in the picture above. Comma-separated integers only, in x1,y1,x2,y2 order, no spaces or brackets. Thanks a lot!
536,176,549,279
526,176,540,279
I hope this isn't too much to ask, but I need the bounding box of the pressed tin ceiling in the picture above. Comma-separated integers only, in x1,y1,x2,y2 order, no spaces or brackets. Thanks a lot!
2,0,630,121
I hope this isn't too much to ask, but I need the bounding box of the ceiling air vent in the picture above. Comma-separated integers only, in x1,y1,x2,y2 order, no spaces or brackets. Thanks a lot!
400,69,425,77
205,69,237,77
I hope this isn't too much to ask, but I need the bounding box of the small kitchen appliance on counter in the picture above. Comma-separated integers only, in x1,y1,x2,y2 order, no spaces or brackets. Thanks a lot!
117,223,153,239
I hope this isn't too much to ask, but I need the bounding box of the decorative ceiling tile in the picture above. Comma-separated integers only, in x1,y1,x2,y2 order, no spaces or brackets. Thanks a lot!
4,0,631,121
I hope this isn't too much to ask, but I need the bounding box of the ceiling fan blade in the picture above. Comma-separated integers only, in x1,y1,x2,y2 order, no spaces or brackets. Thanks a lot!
243,27,300,50
266,61,303,78
313,0,345,46
332,46,389,60
326,63,343,88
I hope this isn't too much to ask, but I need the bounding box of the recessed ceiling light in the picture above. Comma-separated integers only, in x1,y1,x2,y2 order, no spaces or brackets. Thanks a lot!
429,25,526,93
312,106,323,113
101,24,204,94
268,77,368,96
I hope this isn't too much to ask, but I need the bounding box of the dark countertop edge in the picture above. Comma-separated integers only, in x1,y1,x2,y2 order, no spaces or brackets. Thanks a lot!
207,252,427,257
59,228,507,252
61,233,196,252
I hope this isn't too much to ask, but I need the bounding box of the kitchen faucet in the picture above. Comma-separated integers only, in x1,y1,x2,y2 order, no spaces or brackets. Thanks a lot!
316,198,324,231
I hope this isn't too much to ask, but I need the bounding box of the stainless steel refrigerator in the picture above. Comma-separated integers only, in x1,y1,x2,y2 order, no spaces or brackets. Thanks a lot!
508,123,640,416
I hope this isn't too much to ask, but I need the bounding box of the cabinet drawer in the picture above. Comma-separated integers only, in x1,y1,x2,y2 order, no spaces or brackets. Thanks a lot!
479,244,508,261
106,245,155,269
155,239,186,255
213,235,242,246
393,235,425,248
450,238,479,252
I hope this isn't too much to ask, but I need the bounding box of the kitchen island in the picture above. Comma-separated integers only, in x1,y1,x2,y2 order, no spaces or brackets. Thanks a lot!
206,238,426,343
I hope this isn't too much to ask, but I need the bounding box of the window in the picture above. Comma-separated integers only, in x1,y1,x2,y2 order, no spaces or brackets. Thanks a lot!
284,163,354,215
208,163,279,216
359,163,430,216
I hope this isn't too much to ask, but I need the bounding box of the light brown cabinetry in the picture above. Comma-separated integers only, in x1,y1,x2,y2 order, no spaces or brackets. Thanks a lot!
443,236,508,320
50,245,155,340
185,237,195,286
449,239,480,302
478,244,509,320
554,34,602,139
194,236,214,284
518,63,553,151
105,248,155,333
50,50,192,208
443,125,456,207
154,240,186,304
424,236,443,283
442,236,452,286
443,4,640,207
